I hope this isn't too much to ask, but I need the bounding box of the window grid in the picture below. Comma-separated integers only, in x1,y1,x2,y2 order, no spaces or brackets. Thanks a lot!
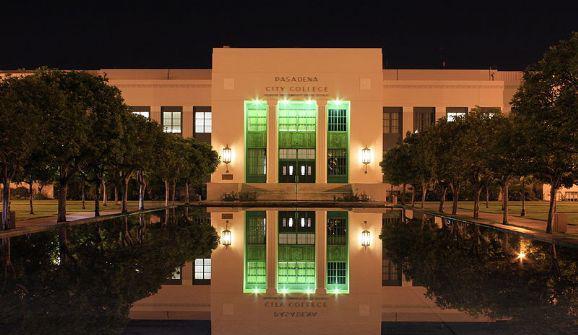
161,107,182,134
327,149,347,177
246,149,267,178
195,111,212,134
327,212,348,292
328,262,347,285
193,258,211,285
278,211,316,292
130,106,151,119
328,109,347,131
413,107,435,132
245,211,267,292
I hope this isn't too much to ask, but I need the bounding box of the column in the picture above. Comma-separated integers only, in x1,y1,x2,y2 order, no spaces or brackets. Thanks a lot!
267,100,277,183
266,210,278,294
316,101,327,184
315,210,327,294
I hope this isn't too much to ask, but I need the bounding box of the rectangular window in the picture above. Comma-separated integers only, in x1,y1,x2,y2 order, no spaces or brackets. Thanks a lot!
245,211,267,293
327,149,347,177
446,107,467,122
130,106,150,118
193,258,211,285
478,107,501,118
413,107,435,132
383,107,403,151
382,211,403,286
161,106,182,134
327,211,348,293
278,211,316,293
245,101,268,183
194,106,212,134
328,109,347,131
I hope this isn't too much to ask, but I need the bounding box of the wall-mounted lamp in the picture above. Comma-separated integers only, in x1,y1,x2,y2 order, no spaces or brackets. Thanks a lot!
361,220,371,247
361,146,372,174
222,145,232,173
221,220,232,247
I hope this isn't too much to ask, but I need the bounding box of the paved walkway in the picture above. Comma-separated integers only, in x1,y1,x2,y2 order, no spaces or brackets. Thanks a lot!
408,206,578,247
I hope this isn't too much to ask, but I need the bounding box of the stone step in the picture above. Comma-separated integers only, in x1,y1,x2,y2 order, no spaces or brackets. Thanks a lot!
241,183,353,201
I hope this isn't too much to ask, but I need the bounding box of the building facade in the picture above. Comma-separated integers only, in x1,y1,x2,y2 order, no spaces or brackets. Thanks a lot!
96,48,523,201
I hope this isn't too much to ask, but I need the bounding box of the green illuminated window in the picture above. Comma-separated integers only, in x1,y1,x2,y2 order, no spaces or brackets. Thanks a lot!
278,211,316,292
327,101,350,183
245,101,268,183
245,211,267,292
327,211,348,293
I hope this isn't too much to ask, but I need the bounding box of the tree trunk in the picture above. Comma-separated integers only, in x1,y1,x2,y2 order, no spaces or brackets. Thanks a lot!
81,178,86,210
411,187,416,207
94,179,100,217
122,176,130,213
102,179,108,207
138,171,145,211
28,180,34,215
171,180,176,205
502,182,509,225
401,184,406,205
185,181,190,204
473,184,482,219
57,181,68,223
438,185,447,213
420,182,427,208
450,183,460,215
485,184,490,208
164,179,169,206
2,177,10,230
520,179,526,217
546,185,558,234
114,186,119,205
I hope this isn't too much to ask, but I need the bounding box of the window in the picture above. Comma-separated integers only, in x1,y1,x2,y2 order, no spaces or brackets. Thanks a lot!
383,107,402,134
193,258,211,285
194,106,212,134
327,149,347,177
245,211,267,292
161,106,182,134
413,107,435,132
446,107,467,122
328,109,347,131
278,211,316,292
478,107,501,118
245,101,268,183
382,256,402,286
383,107,403,151
327,212,348,292
163,266,183,285
130,106,150,118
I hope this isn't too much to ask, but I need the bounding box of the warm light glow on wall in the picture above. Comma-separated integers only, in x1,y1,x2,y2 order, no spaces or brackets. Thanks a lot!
221,227,232,247
361,146,372,173
361,229,371,247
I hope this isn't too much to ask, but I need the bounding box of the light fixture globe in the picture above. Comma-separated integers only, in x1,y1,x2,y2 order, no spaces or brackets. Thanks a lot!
221,221,232,247
361,146,372,173
361,230,371,247
222,145,232,172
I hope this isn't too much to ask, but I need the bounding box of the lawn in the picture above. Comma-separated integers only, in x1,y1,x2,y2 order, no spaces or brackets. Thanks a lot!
0,200,169,222
421,200,578,223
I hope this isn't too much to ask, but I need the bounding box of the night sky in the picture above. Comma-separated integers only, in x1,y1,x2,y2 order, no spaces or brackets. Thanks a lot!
2,1,577,71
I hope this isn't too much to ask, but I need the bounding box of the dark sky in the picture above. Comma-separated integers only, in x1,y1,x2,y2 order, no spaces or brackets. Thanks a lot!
2,0,577,70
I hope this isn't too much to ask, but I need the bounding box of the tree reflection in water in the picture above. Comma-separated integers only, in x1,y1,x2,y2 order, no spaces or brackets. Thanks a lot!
381,215,578,335
0,208,218,335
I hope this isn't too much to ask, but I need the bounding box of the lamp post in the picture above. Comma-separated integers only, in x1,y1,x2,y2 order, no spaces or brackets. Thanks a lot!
222,145,232,173
361,146,372,174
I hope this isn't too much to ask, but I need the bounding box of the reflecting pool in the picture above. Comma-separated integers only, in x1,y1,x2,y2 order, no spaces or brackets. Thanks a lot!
0,207,576,335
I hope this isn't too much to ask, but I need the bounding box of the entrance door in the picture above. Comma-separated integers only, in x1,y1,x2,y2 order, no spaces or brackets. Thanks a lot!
279,159,297,183
278,149,315,183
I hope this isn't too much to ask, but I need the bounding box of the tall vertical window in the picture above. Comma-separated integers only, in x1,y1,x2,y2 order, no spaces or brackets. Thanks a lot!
278,211,316,293
161,106,182,134
446,107,467,122
245,101,268,183
413,107,435,132
383,107,403,151
382,211,403,286
194,107,212,133
130,106,150,118
245,211,267,293
327,211,348,293
193,258,211,285
164,266,183,285
327,100,349,183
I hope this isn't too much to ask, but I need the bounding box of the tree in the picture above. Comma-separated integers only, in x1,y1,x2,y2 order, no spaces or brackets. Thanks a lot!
0,75,52,229
405,131,436,208
381,143,414,205
180,138,219,203
511,33,578,233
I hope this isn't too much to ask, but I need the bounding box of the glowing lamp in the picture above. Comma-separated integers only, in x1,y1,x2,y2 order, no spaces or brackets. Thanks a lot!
361,146,372,173
361,229,371,247
222,145,232,173
221,221,232,247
